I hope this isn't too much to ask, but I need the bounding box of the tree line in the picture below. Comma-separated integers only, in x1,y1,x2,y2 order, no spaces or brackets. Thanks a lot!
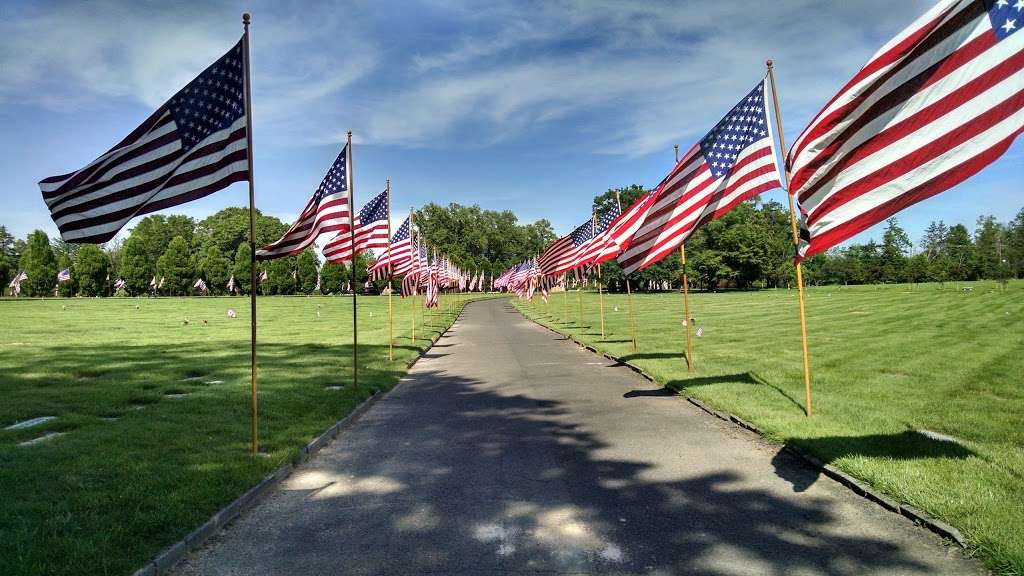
1,203,555,297
590,186,1024,291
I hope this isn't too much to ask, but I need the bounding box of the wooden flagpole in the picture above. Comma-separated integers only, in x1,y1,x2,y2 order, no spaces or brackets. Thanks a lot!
385,178,393,361
562,272,568,323
241,13,259,455
593,210,606,338
577,270,584,329
674,144,695,374
409,206,416,343
614,191,638,351
347,130,358,390
767,59,812,416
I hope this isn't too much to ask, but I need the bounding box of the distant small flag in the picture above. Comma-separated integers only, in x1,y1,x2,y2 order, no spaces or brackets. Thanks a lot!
259,269,268,282
314,269,321,292
158,276,165,289
57,268,71,283
9,271,27,296
291,269,297,280
695,326,703,338
114,278,127,290
193,278,209,294
227,274,236,294
149,276,157,289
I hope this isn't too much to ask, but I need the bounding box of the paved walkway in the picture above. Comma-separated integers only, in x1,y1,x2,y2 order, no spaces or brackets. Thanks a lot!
176,298,979,575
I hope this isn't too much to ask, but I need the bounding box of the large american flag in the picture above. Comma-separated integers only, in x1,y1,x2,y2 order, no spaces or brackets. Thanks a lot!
538,218,595,276
40,39,249,244
617,80,782,274
788,0,1024,259
257,143,351,259
322,186,390,263
368,215,412,280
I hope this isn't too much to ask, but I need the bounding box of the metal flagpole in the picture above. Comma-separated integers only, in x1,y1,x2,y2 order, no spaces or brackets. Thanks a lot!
347,130,359,391
577,270,583,329
767,59,813,416
410,206,416,343
385,178,393,361
241,13,259,455
674,144,695,373
593,210,606,337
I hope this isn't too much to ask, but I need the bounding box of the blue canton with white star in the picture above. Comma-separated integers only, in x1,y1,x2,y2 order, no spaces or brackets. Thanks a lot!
167,39,245,152
391,217,410,243
698,81,770,178
986,0,1024,41
313,146,349,204
359,189,389,224
570,220,594,247
596,203,621,234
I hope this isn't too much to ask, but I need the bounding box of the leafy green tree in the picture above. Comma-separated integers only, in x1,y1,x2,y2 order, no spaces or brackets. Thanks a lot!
943,224,976,281
156,236,194,295
196,241,231,294
231,244,252,295
1009,207,1024,278
56,253,75,296
320,261,346,294
119,236,153,294
880,218,911,282
18,230,58,296
974,215,1009,280
296,251,319,293
266,256,297,295
195,208,290,264
74,244,110,296
0,225,18,289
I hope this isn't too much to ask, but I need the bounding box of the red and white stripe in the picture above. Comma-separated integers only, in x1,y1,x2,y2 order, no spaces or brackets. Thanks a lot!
323,218,390,263
788,0,1024,258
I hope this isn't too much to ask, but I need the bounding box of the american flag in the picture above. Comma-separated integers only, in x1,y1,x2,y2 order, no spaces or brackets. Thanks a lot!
149,276,157,289
538,218,596,276
368,216,412,280
576,202,622,267
323,186,390,263
57,268,71,283
589,190,657,265
114,278,127,290
10,271,27,296
39,39,249,244
425,250,440,308
618,80,782,274
158,276,165,289
227,274,236,294
257,143,351,259
259,269,268,282
193,278,209,293
788,0,1024,259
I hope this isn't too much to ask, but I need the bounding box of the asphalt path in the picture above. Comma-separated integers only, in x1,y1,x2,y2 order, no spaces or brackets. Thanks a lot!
175,297,980,575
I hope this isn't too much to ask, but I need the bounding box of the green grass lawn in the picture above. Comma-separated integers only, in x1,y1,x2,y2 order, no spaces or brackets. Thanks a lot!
516,281,1023,575
0,292,487,576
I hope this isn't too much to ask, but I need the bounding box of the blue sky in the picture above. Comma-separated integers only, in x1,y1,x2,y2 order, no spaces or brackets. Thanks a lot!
1,0,1021,251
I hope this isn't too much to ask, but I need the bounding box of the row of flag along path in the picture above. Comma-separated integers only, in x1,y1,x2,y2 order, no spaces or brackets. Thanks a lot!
23,1,1024,435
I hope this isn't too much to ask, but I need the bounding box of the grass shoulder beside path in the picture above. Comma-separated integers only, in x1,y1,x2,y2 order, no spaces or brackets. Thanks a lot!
515,282,1022,575
0,292,496,576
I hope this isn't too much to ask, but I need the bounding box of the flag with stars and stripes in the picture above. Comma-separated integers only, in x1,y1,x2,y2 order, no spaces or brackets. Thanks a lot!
577,202,622,267
323,186,389,263
788,0,1024,259
39,38,249,244
617,80,782,274
57,268,71,283
367,215,412,280
538,217,597,276
258,143,352,259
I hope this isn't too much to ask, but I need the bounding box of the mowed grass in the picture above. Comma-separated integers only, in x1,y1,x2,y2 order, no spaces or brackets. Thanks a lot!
516,281,1023,575
0,293,487,576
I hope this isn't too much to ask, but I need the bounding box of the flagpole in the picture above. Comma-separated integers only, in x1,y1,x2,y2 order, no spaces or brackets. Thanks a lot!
242,13,259,455
591,210,606,338
409,206,416,343
614,191,638,351
385,178,394,361
768,59,812,416
674,144,695,374
577,271,584,329
347,130,359,391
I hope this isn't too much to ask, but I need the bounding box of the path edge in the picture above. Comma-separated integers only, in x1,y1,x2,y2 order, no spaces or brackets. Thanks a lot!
131,316,458,576
515,305,970,552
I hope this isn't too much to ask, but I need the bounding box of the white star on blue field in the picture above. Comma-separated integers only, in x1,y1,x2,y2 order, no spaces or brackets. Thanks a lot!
1,0,1020,245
